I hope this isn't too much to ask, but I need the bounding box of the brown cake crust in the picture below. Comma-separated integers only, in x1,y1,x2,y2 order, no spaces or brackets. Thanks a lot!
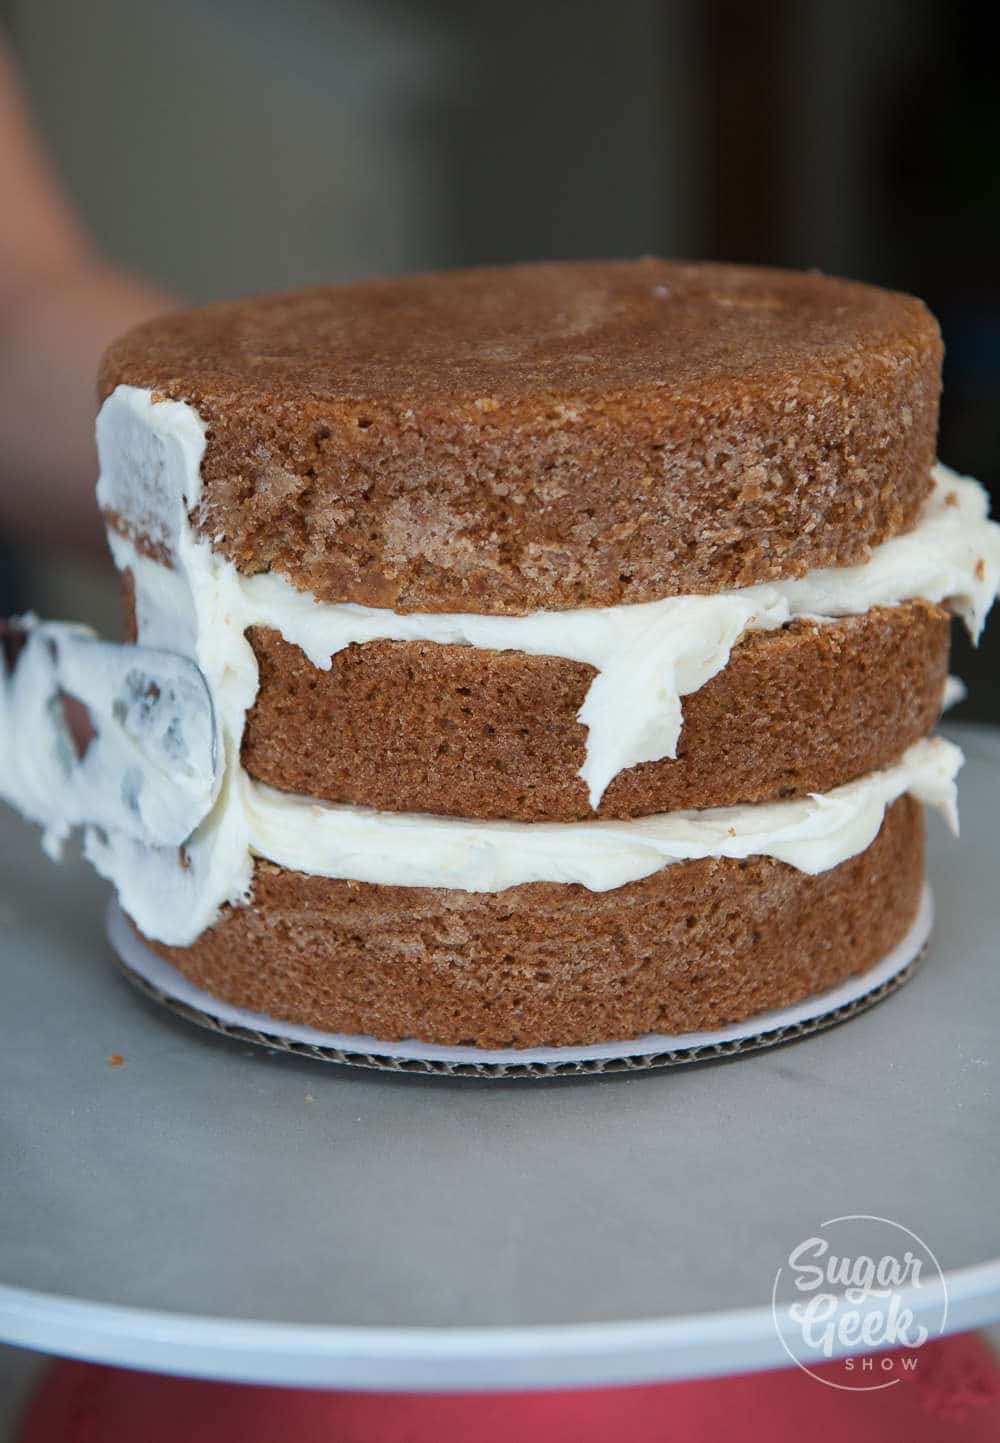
140,797,924,1048
241,601,948,821
99,259,941,614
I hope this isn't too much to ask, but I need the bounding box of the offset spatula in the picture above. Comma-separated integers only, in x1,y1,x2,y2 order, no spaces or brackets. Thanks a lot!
0,619,218,855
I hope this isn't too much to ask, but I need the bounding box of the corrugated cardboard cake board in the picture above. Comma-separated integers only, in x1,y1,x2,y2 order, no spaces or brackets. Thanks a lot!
107,886,932,1079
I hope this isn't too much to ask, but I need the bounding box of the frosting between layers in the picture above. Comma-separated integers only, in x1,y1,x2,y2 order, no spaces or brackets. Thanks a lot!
80,385,995,945
241,738,961,892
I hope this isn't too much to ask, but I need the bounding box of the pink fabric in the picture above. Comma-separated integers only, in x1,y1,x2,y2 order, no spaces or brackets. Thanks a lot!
18,1334,1000,1442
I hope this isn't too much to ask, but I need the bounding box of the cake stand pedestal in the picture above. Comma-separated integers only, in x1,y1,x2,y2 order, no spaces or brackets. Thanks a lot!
0,723,997,1391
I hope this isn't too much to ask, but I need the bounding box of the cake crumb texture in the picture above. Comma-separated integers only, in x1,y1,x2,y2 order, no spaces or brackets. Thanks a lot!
242,601,948,820
140,797,923,1048
100,259,942,613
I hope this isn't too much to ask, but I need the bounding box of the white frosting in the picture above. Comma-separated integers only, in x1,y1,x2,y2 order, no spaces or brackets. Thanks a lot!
942,675,968,712
240,737,962,892
0,618,216,860
88,392,258,944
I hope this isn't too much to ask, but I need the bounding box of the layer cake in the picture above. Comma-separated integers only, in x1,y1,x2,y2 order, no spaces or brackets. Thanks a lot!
5,259,999,1048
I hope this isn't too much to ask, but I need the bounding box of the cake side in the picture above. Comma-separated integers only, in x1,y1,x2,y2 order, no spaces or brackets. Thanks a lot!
82,330,994,1051
0,259,994,1057
98,259,942,613
240,601,949,821
138,797,924,1048
92,385,980,961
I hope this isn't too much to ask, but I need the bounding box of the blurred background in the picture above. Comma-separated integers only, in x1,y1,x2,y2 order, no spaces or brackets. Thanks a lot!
0,0,998,709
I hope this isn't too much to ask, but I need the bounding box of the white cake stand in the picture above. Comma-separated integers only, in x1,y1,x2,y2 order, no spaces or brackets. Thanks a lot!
0,723,997,1391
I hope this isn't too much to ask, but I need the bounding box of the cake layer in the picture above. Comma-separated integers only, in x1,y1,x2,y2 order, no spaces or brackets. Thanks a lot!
138,796,924,1048
99,259,941,614
242,601,949,821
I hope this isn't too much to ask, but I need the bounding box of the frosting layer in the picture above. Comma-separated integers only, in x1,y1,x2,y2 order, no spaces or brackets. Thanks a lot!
241,737,960,893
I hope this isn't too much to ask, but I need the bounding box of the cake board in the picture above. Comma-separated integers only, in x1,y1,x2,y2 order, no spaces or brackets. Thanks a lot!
0,722,997,1391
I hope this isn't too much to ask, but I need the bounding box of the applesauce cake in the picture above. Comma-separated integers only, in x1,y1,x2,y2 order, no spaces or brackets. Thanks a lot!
7,258,999,1047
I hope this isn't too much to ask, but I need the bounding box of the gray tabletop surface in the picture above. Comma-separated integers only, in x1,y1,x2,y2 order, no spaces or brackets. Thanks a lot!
0,723,997,1389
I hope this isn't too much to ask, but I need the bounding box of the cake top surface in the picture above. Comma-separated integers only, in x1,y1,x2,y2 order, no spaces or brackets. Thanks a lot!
98,259,941,614
101,258,933,408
